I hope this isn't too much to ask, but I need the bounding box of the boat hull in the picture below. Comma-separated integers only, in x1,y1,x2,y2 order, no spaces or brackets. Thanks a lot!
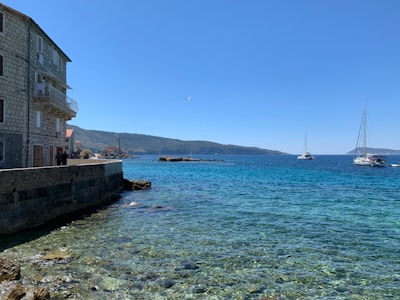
297,155,314,160
353,155,384,167
297,152,314,160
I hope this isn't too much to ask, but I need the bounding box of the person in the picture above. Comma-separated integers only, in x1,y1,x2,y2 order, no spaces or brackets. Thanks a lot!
62,151,68,165
55,151,62,166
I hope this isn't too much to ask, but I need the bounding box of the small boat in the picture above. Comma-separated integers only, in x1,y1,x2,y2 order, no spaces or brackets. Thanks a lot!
353,154,384,167
297,132,314,160
353,102,384,167
297,152,314,160
390,163,400,167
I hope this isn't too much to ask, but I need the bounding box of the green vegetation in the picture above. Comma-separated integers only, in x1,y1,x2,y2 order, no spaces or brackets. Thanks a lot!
67,124,287,156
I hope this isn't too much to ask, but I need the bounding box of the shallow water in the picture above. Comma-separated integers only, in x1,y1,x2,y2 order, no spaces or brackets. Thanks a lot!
1,155,400,299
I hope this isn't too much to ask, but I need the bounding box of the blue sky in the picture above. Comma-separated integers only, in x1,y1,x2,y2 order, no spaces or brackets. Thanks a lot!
4,0,400,154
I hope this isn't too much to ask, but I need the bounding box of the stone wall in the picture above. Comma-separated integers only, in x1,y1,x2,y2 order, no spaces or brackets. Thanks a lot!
0,160,124,237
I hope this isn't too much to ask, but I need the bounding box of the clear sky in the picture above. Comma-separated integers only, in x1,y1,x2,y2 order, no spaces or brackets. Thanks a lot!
4,0,400,154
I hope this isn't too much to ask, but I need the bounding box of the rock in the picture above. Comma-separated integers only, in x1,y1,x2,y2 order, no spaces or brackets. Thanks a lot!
193,285,207,294
182,261,199,270
123,179,151,190
33,287,51,300
275,277,285,284
4,284,26,300
247,284,264,294
0,257,21,282
159,156,183,162
89,284,99,291
42,250,70,261
101,276,126,291
159,156,222,162
157,278,175,288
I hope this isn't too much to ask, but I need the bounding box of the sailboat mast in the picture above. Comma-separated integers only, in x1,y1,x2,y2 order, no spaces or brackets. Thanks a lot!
305,132,308,153
363,102,367,156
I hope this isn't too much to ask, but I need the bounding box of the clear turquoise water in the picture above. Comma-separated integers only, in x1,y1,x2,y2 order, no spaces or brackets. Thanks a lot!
1,155,400,299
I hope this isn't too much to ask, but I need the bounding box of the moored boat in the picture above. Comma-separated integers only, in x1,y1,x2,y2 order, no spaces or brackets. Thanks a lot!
353,154,384,167
297,152,315,160
353,102,384,167
297,132,314,160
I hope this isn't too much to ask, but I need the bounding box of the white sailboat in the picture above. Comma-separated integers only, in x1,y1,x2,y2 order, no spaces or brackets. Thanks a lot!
297,132,314,160
353,102,384,167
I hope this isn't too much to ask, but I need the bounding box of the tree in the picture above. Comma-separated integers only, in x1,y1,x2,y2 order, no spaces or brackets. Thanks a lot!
80,149,92,159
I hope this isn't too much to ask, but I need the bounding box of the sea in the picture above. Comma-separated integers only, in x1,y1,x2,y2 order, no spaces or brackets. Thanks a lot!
1,155,399,300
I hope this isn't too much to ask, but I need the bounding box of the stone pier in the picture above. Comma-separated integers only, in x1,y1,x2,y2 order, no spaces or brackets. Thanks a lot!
0,159,124,238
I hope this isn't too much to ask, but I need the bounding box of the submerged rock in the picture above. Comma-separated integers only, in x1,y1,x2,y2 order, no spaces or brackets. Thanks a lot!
101,276,127,292
157,278,175,288
247,284,264,294
4,284,26,300
0,257,21,282
42,250,70,261
181,261,200,270
33,287,51,300
193,284,207,294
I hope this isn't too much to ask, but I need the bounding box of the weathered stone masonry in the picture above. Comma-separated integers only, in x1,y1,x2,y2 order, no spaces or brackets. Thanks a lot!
0,160,124,237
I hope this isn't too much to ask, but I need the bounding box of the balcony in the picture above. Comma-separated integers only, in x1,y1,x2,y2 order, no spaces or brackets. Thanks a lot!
33,83,78,120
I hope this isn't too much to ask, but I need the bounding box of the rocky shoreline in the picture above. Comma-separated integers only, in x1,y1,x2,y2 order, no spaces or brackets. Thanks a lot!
0,179,151,299
0,257,50,300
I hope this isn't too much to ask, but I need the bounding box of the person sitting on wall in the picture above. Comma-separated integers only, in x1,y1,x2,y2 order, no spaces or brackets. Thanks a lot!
56,151,62,166
62,151,68,165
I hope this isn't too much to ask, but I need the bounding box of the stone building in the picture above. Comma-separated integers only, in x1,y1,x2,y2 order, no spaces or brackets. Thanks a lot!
65,128,76,158
0,3,77,168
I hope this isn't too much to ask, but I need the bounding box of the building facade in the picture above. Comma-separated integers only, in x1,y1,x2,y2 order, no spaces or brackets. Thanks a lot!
65,128,76,158
0,3,77,168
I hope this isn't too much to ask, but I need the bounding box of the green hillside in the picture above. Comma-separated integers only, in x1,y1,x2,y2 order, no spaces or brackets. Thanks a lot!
67,124,287,156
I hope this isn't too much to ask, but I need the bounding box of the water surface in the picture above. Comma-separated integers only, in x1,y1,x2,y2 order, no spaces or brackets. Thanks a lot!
1,155,399,299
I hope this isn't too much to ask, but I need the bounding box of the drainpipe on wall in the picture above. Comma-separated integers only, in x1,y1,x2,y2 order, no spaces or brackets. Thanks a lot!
25,19,33,168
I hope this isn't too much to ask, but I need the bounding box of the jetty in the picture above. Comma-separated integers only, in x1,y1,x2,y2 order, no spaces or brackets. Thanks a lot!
159,156,222,162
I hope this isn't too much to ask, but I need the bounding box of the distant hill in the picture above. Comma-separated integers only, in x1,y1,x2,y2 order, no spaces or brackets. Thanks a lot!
67,124,287,156
347,148,400,155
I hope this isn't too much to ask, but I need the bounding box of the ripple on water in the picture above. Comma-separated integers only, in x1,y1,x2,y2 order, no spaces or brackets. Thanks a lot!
1,155,400,299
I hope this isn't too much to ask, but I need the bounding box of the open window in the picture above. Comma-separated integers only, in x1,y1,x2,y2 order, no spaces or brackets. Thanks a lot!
0,11,4,35
0,98,4,123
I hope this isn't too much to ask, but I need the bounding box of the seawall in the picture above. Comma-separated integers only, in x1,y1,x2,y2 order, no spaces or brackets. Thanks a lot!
0,159,124,238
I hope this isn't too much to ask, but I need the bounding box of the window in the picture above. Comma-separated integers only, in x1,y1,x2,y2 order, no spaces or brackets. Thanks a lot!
36,111,41,128
0,140,3,161
56,118,61,133
0,99,4,123
52,49,59,65
37,36,43,53
0,11,4,35
52,49,61,71
0,54,3,77
37,37,43,64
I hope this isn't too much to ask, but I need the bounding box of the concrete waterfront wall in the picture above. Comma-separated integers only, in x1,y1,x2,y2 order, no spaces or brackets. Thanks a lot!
0,160,124,237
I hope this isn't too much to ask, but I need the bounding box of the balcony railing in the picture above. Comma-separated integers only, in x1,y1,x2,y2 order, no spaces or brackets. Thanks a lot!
33,83,78,119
